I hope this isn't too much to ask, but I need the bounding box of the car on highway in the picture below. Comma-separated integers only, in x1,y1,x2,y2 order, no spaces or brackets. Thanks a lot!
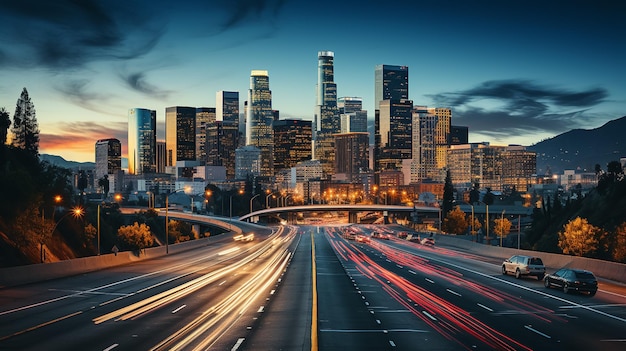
355,235,371,243
371,232,390,240
233,232,255,242
544,268,598,296
502,255,545,279
420,237,435,246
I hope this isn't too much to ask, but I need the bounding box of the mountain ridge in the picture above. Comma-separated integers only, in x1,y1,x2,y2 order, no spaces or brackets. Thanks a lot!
528,115,626,175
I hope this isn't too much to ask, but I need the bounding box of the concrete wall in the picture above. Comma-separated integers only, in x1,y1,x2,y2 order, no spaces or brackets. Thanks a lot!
434,234,626,284
0,234,231,288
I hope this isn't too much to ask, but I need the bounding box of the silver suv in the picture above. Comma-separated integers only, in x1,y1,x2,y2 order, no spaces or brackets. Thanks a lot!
502,255,546,280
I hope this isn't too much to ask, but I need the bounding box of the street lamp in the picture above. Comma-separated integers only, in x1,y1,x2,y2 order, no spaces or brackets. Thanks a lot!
265,191,273,208
43,207,83,262
250,193,261,213
229,189,244,232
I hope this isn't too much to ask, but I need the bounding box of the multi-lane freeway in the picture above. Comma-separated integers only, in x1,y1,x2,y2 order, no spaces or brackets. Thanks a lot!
1,224,625,350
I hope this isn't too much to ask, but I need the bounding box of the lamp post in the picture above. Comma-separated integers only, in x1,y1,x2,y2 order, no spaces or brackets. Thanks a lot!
250,193,260,213
265,191,273,208
44,207,83,263
500,209,505,247
229,189,244,232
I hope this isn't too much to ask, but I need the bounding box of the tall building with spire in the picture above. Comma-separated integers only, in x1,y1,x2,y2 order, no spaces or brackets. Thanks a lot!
314,51,340,176
128,108,156,175
246,70,274,177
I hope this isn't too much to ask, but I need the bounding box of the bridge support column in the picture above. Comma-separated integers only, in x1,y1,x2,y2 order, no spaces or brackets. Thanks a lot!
348,212,358,224
192,224,200,238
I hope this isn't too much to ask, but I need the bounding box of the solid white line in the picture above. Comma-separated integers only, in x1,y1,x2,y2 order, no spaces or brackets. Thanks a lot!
525,325,551,339
477,303,493,312
103,344,119,351
171,305,186,313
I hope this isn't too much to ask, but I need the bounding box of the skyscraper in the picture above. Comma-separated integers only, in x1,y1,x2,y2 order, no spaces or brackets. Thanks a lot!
128,108,156,175
196,107,216,163
376,99,413,171
314,51,340,176
338,97,368,134
95,138,121,181
273,119,313,171
246,70,274,177
374,64,409,110
206,120,239,179
374,64,409,172
334,132,369,182
216,91,239,123
165,106,196,167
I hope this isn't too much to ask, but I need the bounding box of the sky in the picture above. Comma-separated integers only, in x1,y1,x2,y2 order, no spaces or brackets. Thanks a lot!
0,0,624,163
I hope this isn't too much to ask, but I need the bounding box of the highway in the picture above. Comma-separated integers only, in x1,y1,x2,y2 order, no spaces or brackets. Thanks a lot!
1,224,625,350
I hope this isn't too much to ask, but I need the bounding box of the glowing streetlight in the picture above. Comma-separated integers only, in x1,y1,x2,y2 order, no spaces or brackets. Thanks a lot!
43,207,83,263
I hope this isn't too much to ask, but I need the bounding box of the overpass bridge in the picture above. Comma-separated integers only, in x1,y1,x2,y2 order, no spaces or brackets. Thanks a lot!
238,204,442,224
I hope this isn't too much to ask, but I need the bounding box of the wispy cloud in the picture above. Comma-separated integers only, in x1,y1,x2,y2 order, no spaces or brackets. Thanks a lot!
117,70,171,100
0,0,162,70
427,80,609,142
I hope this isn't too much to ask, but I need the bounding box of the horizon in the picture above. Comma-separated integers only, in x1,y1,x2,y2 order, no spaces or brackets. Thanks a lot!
1,0,624,163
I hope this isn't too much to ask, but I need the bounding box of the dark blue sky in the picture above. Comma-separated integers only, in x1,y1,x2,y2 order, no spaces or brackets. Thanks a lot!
0,0,624,161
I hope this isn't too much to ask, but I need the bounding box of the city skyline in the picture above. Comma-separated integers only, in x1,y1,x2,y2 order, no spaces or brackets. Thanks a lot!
0,0,624,162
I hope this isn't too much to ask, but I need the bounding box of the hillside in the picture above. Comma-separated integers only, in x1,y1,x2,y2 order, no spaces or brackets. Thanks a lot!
40,154,95,170
528,116,626,175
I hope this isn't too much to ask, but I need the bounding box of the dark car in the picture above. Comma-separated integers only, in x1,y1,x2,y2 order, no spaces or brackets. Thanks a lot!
544,268,598,296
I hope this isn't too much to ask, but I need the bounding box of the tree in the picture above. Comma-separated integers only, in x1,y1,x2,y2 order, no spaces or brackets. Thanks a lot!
493,217,512,239
558,217,605,257
441,206,468,235
117,222,154,251
84,223,97,249
469,183,480,205
98,175,110,199
442,169,455,217
10,88,39,155
0,107,10,145
611,222,626,263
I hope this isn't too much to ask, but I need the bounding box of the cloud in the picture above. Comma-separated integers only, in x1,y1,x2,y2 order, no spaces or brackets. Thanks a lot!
217,0,287,31
118,70,171,100
55,79,113,114
427,80,609,143
39,121,128,157
0,0,162,70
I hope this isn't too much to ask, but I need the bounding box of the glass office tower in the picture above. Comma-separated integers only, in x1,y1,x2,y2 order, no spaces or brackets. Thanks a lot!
128,108,156,175
246,70,274,177
314,51,340,176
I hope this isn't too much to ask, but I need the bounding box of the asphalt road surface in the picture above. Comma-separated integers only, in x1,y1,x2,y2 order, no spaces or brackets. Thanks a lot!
1,224,625,351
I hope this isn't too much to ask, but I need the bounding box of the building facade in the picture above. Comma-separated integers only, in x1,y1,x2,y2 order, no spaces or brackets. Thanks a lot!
334,132,369,182
165,106,196,168
273,119,313,172
377,99,413,171
246,70,274,177
314,51,340,176
216,91,239,123
128,108,156,175
195,107,216,163
206,120,239,179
